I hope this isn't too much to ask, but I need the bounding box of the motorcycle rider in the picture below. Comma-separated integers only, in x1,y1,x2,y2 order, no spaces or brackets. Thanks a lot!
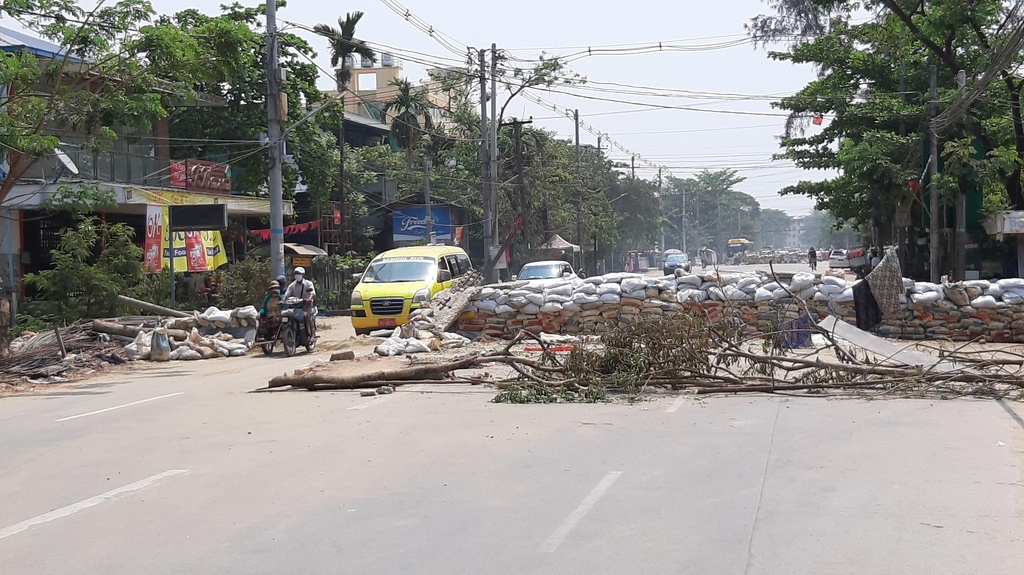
284,267,316,341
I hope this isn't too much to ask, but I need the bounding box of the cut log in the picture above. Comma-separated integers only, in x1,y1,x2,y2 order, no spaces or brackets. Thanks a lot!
91,320,188,341
117,295,190,318
268,354,491,389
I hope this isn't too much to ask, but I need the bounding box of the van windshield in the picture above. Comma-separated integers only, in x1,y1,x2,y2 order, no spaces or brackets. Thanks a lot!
362,259,434,283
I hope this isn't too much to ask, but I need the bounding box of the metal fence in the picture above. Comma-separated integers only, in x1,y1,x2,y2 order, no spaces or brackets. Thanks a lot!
308,258,367,312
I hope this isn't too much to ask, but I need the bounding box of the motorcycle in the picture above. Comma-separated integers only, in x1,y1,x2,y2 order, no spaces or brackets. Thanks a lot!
259,297,317,356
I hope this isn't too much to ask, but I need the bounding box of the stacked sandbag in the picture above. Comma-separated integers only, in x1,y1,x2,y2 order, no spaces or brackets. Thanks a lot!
125,305,259,360
457,270,1024,343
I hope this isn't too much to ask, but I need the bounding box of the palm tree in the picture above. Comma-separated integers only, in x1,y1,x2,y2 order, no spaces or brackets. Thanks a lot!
314,12,375,247
314,12,376,91
380,77,432,168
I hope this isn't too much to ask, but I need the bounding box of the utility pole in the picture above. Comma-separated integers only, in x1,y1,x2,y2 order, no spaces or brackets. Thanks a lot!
631,155,636,178
423,157,432,243
658,167,664,253
574,109,582,269
954,69,967,280
266,0,284,278
681,182,687,256
929,64,940,283
478,49,491,265
490,44,499,243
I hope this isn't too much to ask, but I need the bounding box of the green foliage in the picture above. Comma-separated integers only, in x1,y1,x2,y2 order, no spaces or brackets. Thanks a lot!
216,257,271,310
662,170,758,253
12,312,57,338
23,218,143,321
40,184,117,218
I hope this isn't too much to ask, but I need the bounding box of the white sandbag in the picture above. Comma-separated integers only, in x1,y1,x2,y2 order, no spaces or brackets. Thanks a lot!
1003,292,1024,305
621,278,648,293
572,293,600,305
898,293,908,304
911,291,942,303
522,303,541,315
797,286,817,300
678,289,707,303
603,272,642,283
236,305,259,320
818,284,844,296
584,275,604,285
985,284,1004,298
790,272,814,292
813,291,830,302
762,282,781,292
1007,287,1024,298
628,290,646,300
656,280,677,291
562,302,582,312
772,288,789,301
700,281,718,291
476,299,498,312
574,283,598,295
912,281,942,294
971,295,1000,308
478,287,498,300
708,287,725,301
508,289,532,299
735,276,760,290
546,283,573,297
821,276,846,287
599,293,621,304
545,294,572,303
832,287,854,303
169,346,203,360
202,307,232,324
597,282,622,295
677,274,702,288
495,305,515,316
124,342,146,361
525,293,545,306
997,278,1024,290
540,302,563,314
725,286,750,300
964,279,991,290
506,296,529,309
494,294,509,306
754,287,773,302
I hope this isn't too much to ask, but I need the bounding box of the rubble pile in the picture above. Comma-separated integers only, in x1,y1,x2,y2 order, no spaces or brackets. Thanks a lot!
373,308,471,356
458,271,1024,342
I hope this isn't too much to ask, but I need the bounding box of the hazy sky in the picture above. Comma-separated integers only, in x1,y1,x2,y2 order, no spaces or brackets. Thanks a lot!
23,0,836,216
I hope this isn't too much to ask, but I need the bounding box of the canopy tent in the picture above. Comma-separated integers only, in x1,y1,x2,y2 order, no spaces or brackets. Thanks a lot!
538,234,581,253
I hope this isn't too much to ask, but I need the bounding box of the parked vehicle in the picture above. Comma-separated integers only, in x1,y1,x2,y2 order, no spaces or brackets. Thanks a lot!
350,245,473,336
828,249,850,268
513,260,577,281
663,253,691,275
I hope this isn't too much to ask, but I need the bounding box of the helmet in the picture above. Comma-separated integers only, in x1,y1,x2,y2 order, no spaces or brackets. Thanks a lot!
294,266,305,275
268,280,280,289
277,275,286,285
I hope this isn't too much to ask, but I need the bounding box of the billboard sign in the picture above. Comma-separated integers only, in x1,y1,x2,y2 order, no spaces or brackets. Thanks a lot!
169,159,232,195
393,206,451,242
144,204,228,273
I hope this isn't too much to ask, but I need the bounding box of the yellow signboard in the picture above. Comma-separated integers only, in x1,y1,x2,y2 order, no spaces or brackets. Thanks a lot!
144,205,228,273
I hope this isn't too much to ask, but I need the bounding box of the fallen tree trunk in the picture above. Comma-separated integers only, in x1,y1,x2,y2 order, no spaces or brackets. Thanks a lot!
117,295,191,318
268,354,494,389
91,320,188,341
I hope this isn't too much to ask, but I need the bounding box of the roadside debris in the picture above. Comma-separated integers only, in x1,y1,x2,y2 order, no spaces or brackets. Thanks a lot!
123,306,258,361
2,323,127,386
373,308,471,357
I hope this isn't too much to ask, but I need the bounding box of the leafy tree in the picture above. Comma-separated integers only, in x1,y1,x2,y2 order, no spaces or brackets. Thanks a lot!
314,11,375,89
0,0,194,206
380,77,432,167
759,208,793,248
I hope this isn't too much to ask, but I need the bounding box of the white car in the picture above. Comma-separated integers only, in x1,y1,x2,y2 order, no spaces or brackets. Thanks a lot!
828,249,849,268
513,260,577,281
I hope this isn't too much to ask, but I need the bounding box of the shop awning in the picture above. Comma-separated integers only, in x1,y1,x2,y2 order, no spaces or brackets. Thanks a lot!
539,234,581,253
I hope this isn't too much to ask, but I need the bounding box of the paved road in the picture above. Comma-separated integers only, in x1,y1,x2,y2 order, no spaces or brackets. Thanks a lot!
2,349,1023,574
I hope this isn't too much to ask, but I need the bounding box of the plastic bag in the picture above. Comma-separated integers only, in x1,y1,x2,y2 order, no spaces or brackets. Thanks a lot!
150,328,171,362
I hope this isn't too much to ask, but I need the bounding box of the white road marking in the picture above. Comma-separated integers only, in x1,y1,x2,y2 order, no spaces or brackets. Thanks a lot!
0,469,189,540
666,396,686,413
539,471,623,553
55,392,183,422
348,395,392,410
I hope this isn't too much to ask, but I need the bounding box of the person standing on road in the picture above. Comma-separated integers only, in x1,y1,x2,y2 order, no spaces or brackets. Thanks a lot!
808,246,818,271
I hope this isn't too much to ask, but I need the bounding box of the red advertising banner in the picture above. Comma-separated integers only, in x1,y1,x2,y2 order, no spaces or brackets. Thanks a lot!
184,232,209,270
144,205,163,273
168,159,232,195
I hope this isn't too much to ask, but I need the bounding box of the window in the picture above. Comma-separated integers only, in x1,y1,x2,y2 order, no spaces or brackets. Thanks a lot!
456,255,471,275
357,73,378,91
445,256,461,277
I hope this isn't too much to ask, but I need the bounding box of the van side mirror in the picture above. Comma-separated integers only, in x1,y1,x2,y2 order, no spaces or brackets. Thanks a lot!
439,269,452,283
511,274,518,281
562,272,571,278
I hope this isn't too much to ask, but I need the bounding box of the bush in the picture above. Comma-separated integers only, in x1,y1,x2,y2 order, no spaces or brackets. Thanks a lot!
24,218,143,322
216,257,271,310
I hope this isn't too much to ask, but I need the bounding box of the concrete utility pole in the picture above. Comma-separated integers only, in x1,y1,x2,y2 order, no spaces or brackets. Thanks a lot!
423,157,432,243
681,183,687,255
490,44,499,243
478,49,490,264
954,69,967,281
929,65,940,283
574,109,582,260
631,155,636,178
266,0,285,279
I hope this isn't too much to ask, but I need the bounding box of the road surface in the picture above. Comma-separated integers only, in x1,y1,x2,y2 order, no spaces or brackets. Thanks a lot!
1,327,1023,574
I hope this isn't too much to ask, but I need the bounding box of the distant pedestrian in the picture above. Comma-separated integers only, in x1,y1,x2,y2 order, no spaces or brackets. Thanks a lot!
808,246,818,271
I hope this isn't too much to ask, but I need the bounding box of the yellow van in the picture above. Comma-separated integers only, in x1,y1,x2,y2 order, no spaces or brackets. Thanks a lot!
350,245,473,335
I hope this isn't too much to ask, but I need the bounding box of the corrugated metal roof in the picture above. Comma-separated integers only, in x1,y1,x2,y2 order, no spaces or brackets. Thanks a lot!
0,26,73,60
